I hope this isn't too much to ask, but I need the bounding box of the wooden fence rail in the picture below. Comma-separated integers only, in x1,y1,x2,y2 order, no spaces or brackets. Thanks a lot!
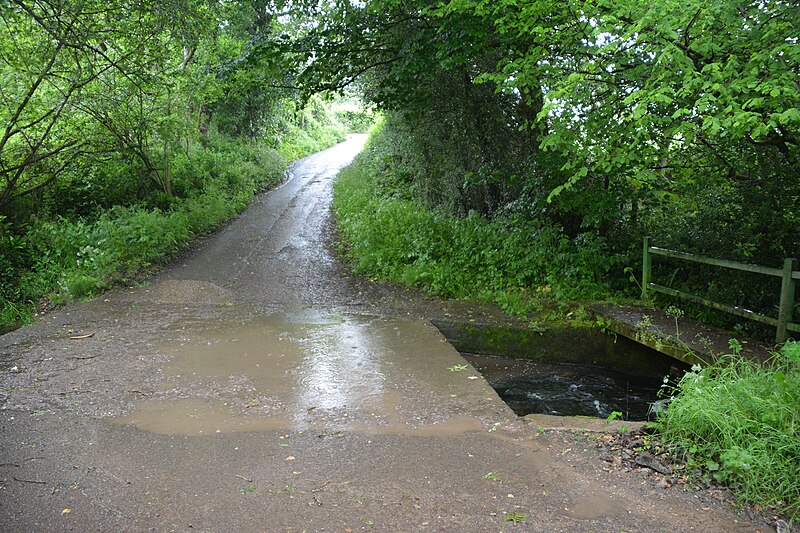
641,237,798,343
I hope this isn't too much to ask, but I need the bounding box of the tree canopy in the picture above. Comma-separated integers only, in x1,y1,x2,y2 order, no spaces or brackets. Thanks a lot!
0,0,322,212
292,0,798,254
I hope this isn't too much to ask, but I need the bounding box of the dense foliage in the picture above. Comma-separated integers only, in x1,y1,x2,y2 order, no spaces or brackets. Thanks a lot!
304,0,799,336
335,120,619,319
0,0,353,326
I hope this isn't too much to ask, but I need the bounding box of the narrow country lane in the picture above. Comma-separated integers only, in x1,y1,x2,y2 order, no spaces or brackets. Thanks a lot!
0,138,765,532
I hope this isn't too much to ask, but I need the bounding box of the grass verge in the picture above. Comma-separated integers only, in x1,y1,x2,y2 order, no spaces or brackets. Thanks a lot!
332,129,621,321
658,341,800,518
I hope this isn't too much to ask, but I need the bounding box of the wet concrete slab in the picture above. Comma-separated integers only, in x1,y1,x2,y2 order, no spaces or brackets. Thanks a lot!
0,408,762,532
592,303,774,366
113,312,516,437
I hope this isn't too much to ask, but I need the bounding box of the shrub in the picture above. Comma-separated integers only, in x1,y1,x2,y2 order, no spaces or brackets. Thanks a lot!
659,341,800,517
276,97,348,161
333,141,621,319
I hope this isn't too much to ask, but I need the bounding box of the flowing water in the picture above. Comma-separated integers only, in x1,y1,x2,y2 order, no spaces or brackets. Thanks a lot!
464,354,664,421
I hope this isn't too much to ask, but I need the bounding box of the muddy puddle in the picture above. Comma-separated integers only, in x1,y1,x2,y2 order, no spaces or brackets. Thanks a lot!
114,312,502,436
465,354,663,421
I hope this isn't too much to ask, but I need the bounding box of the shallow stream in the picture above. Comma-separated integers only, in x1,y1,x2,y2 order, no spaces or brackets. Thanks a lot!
464,354,664,421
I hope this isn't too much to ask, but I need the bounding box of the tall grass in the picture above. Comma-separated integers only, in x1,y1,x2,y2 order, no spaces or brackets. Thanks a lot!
332,140,621,319
659,341,800,518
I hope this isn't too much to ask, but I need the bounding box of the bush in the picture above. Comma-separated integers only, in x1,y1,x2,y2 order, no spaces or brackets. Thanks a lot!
333,135,621,319
276,97,348,161
0,110,346,328
21,206,189,304
659,341,800,517
332,100,378,133
0,217,31,325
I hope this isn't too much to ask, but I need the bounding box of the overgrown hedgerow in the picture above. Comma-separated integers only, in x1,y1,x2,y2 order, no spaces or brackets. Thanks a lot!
0,103,349,327
332,124,622,319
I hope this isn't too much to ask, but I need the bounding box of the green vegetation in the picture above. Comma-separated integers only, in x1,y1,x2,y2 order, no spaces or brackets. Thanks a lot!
330,99,378,135
307,0,799,337
0,1,355,327
334,121,620,320
659,341,800,517
277,99,352,161
503,513,527,525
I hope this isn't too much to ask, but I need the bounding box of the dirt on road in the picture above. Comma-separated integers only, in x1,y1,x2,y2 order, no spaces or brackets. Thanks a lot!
0,136,778,532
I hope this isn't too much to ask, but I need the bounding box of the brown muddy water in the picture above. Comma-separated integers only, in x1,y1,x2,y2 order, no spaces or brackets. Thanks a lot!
114,311,506,437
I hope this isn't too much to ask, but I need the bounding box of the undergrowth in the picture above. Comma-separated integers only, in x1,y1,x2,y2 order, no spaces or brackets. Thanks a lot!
276,99,348,161
659,341,800,518
332,125,621,320
0,102,350,328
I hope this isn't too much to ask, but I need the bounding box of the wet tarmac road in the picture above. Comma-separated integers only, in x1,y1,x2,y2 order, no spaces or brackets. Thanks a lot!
0,137,767,532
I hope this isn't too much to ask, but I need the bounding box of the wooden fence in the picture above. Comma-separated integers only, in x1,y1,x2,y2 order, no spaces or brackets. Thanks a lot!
641,237,799,343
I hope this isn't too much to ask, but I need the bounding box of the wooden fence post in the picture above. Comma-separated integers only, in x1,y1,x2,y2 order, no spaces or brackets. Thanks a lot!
777,257,797,343
642,236,652,300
